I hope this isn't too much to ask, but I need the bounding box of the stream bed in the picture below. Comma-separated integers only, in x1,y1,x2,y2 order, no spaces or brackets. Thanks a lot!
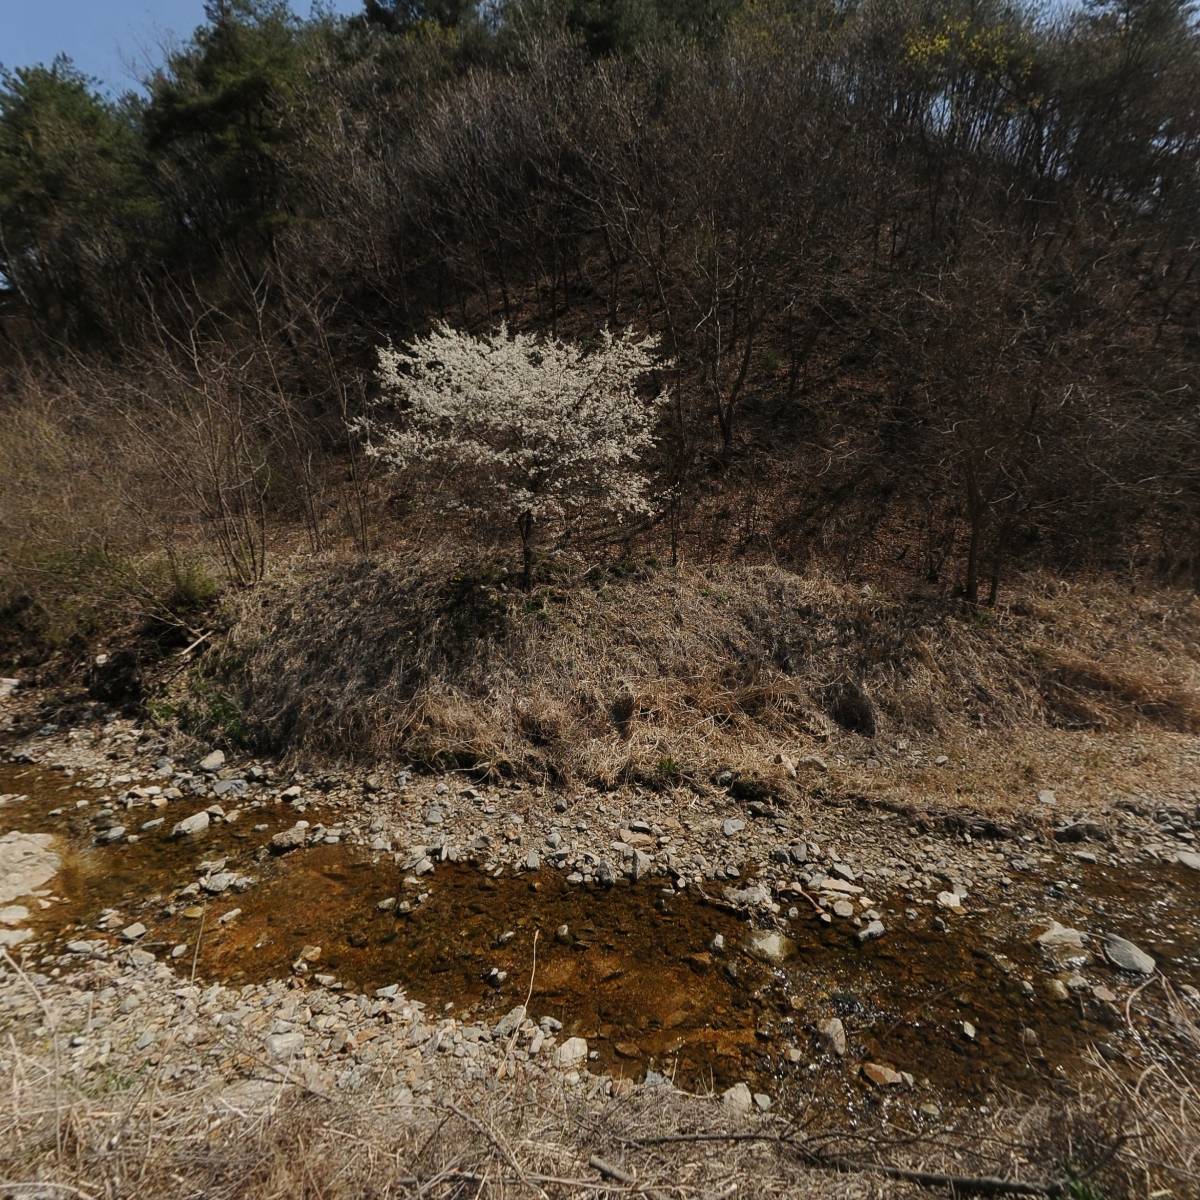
3,760,1197,1110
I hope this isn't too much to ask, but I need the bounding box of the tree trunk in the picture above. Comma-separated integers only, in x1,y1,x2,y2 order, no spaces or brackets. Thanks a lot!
964,471,983,604
987,519,1012,607
519,511,536,591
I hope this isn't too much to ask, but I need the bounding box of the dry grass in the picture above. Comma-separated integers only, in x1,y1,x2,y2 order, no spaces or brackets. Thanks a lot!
191,553,1200,796
1085,978,1200,1196
828,723,1199,816
3,987,1197,1200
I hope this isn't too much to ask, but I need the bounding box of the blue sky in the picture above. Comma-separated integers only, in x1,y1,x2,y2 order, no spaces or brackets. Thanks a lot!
1,1,364,93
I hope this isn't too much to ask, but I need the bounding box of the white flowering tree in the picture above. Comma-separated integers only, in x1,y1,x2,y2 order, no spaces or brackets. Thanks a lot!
357,323,669,586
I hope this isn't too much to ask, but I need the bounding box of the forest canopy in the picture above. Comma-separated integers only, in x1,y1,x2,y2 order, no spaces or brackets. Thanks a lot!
1,0,1198,645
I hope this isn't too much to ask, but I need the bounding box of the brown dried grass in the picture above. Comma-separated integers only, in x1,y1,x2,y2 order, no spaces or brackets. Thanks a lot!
201,553,1200,791
3,984,1196,1200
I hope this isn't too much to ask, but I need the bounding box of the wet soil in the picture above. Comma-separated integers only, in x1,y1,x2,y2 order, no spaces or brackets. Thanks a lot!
0,762,316,944
4,761,1198,1108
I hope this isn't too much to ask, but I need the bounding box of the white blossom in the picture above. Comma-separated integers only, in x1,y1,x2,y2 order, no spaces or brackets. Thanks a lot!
355,323,670,559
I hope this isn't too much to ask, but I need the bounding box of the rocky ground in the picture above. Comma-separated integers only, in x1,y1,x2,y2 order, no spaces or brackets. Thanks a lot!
2,681,1199,1198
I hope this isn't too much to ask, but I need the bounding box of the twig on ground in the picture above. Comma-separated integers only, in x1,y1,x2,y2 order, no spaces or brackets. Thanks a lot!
625,1130,1064,1197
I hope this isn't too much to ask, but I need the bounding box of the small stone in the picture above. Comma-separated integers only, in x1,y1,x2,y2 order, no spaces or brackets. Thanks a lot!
171,811,210,838
721,1081,754,1112
747,930,795,964
199,751,225,773
555,1037,588,1068
857,919,885,943
265,1031,305,1061
862,1062,904,1087
960,1021,976,1040
631,848,652,881
936,891,962,910
494,1005,527,1038
1102,934,1155,975
270,823,309,853
120,922,146,942
1037,789,1057,805
722,818,745,837
753,1092,772,1111
1036,921,1086,949
1178,851,1200,870
818,1017,846,1056
1054,821,1105,844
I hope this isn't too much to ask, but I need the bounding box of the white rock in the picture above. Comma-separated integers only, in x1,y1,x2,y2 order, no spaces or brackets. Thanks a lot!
0,831,60,905
721,1082,754,1112
1036,921,1086,949
199,751,226,773
494,1006,527,1038
747,930,795,963
171,812,210,838
555,1036,588,1068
